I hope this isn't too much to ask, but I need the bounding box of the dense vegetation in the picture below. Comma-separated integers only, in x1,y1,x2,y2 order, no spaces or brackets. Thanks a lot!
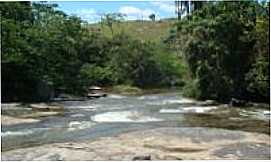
1,1,269,104
1,2,184,101
171,1,270,103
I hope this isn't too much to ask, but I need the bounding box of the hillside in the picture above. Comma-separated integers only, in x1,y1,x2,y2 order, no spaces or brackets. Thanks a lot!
88,19,176,42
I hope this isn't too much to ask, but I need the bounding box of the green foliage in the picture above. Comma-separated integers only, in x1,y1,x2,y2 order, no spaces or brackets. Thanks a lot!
112,85,142,95
1,2,187,101
79,64,115,86
90,20,174,42
182,78,200,99
174,1,269,102
108,34,185,87
101,13,125,36
246,56,269,101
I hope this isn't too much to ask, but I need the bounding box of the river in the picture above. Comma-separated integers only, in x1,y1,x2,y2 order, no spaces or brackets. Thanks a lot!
1,90,270,160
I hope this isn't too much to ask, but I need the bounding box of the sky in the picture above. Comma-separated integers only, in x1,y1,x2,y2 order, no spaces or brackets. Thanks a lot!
53,1,176,23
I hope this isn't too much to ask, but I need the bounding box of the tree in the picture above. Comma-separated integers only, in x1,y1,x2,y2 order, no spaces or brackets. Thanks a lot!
173,1,268,102
149,14,155,21
101,13,125,36
175,0,206,20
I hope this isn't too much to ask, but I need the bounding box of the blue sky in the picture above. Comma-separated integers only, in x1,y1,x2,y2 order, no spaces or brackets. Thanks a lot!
53,1,176,23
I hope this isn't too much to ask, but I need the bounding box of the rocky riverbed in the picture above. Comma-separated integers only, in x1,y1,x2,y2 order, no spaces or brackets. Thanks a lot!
1,91,270,160
2,127,270,160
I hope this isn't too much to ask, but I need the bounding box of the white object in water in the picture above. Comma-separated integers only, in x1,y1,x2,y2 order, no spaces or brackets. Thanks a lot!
68,121,95,131
182,106,217,113
108,94,126,99
1,130,34,137
159,109,183,113
91,111,162,123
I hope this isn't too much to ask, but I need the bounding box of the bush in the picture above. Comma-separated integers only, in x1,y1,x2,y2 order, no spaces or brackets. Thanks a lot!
112,85,142,95
108,34,186,87
79,64,115,86
245,56,269,102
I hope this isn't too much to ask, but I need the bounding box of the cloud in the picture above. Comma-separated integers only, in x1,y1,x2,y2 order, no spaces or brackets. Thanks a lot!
150,1,175,13
73,8,101,23
119,6,155,20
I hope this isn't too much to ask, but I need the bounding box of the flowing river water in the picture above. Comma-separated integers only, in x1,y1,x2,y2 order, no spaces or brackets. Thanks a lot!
1,90,270,160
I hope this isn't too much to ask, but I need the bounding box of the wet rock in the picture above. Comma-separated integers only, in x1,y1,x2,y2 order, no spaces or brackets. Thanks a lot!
1,127,270,160
52,97,86,101
29,103,63,111
132,155,151,160
248,102,270,109
57,93,72,99
230,98,248,107
212,142,271,160
162,155,183,160
52,93,87,101
1,115,40,126
20,111,62,118
87,93,107,98
199,100,217,106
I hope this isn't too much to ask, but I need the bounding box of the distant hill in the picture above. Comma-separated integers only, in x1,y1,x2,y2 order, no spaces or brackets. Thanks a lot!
88,19,176,42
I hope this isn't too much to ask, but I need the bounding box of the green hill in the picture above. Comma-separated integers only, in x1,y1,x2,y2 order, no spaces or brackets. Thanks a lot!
88,19,176,42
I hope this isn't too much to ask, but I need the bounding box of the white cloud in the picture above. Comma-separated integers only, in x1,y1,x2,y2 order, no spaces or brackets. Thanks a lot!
150,1,175,13
73,8,101,23
119,6,155,20
119,6,142,15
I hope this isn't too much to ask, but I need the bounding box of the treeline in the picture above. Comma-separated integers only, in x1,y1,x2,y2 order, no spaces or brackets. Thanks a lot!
169,1,270,103
1,1,269,103
1,2,184,101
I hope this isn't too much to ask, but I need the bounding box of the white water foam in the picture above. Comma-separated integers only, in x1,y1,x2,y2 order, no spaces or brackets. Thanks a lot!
167,98,195,104
70,114,85,118
148,98,195,106
182,106,218,113
65,105,98,110
1,130,34,137
91,111,163,123
160,106,218,114
239,109,270,121
159,109,183,113
108,94,126,99
137,95,159,100
68,121,95,131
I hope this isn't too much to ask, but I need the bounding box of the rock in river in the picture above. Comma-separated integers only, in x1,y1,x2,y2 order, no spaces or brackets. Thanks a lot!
29,103,63,111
